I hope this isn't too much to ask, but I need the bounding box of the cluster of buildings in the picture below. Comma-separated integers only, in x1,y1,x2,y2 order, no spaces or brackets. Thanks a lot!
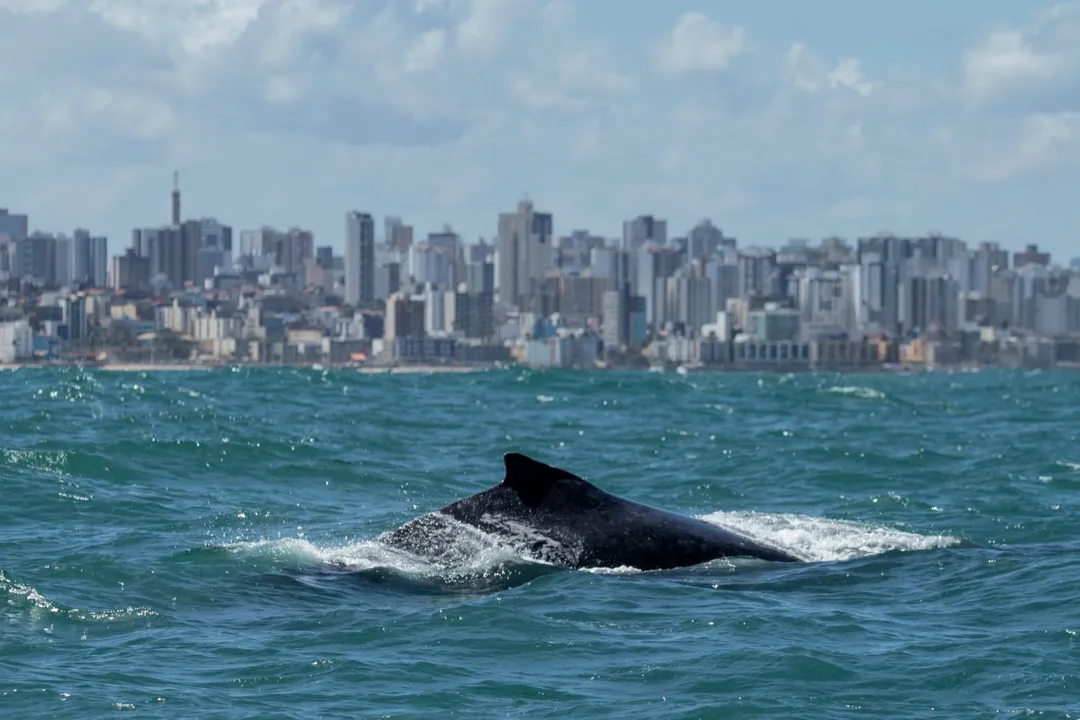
2,181,1080,372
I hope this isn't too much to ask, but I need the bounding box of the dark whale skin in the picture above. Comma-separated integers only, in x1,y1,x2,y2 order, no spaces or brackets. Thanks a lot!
381,453,802,570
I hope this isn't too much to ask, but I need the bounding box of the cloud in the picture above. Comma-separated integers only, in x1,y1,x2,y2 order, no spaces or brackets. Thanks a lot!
453,0,530,58
965,111,1080,181
509,47,633,110
962,3,1080,114
0,1,1079,261
653,12,747,74
785,45,879,98
0,0,457,159
399,28,448,75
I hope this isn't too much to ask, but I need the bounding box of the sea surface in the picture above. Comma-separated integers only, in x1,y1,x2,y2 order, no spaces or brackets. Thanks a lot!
1,366,1079,719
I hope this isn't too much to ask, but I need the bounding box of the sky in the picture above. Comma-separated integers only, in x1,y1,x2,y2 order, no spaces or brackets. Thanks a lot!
1,0,1078,260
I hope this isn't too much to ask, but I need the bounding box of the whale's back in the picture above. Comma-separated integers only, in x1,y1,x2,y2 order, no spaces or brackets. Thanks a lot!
404,453,802,569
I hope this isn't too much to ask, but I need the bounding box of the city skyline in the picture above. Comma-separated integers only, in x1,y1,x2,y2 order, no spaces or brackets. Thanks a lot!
1,1,1077,259
4,192,1080,372
2,187,1078,267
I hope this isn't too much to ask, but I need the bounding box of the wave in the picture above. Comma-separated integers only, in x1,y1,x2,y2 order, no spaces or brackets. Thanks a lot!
0,569,158,630
219,518,563,597
211,509,971,595
696,511,967,563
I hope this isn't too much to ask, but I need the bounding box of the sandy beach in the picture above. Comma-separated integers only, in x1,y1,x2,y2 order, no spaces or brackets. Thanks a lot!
353,365,488,374
0,363,214,372
0,362,491,373
99,363,215,372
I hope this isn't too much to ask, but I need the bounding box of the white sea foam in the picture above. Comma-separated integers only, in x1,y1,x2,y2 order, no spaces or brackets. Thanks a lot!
697,511,964,563
824,385,887,400
223,516,538,584
222,508,965,579
0,570,158,625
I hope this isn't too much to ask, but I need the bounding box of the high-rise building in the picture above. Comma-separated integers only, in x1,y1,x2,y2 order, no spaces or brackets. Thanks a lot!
687,219,731,258
465,259,494,295
132,225,178,286
171,171,181,225
385,217,414,254
288,228,313,271
1014,244,1051,269
315,246,333,268
238,229,261,258
345,211,376,305
590,247,618,279
198,218,233,273
374,262,401,300
637,246,680,329
0,210,28,279
384,290,425,339
0,235,14,277
13,233,70,287
622,215,667,253
737,248,778,298
111,248,151,292
427,228,463,286
407,243,454,288
601,289,626,351
179,220,204,288
453,288,494,340
423,285,449,335
667,274,712,337
132,217,227,291
559,276,612,329
0,209,28,242
73,229,108,287
497,198,553,311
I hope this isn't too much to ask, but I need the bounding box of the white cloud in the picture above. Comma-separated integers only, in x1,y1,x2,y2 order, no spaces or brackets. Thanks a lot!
87,0,266,58
969,111,1080,181
785,44,879,97
254,0,352,69
556,48,634,95
0,1,1079,259
508,46,632,110
413,0,445,13
453,0,531,59
828,58,878,97
0,0,65,12
400,28,447,75
962,3,1080,113
653,12,747,74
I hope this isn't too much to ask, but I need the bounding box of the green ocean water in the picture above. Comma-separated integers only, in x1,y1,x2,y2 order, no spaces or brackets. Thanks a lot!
1,366,1079,719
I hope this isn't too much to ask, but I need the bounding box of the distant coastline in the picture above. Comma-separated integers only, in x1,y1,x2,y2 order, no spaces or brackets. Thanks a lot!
0,361,488,373
1,359,1068,375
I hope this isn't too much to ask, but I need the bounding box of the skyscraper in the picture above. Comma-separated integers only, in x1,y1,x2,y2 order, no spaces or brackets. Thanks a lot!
496,198,552,311
171,171,181,225
0,209,28,242
622,215,667,253
345,211,375,305
73,228,108,287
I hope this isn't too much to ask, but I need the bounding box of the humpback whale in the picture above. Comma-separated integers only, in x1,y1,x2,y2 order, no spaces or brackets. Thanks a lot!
380,452,803,571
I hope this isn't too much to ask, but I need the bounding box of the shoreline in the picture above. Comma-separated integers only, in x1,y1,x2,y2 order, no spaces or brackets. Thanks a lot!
0,362,490,373
0,361,1065,374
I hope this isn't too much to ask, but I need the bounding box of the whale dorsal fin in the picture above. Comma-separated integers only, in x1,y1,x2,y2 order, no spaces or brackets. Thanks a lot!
502,453,581,507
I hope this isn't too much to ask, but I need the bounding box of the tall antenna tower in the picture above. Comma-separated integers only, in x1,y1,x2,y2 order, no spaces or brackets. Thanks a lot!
171,171,181,225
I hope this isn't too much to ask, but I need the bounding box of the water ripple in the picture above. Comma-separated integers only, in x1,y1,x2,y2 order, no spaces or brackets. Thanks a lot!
1,367,1078,718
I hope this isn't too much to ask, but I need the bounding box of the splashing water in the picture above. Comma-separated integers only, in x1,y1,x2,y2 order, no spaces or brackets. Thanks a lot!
217,507,966,588
697,511,965,563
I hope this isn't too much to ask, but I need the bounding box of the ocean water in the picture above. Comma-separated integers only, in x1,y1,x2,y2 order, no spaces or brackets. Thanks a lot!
2,366,1079,719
